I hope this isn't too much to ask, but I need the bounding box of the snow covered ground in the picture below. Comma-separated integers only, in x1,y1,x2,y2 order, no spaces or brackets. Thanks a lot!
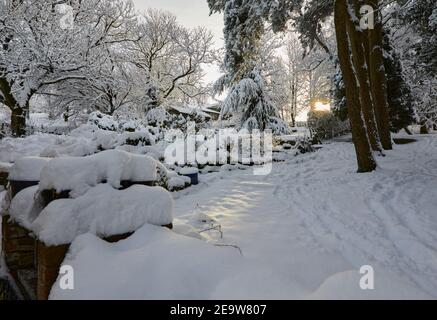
48,133,437,299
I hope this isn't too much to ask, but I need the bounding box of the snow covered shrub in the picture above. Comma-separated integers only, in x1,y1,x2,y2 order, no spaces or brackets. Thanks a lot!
119,120,138,132
122,131,153,147
88,112,118,131
145,107,174,128
268,117,290,135
219,69,281,131
308,110,350,141
294,139,315,154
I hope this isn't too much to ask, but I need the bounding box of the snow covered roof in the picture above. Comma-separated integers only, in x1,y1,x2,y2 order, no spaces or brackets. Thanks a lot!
201,105,221,115
9,184,173,246
39,149,167,197
168,105,211,119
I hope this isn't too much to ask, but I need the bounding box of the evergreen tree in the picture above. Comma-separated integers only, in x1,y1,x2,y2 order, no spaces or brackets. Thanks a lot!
208,0,301,131
383,34,415,133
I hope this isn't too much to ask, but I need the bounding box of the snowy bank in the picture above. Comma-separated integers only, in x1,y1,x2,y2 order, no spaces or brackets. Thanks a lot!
50,224,241,299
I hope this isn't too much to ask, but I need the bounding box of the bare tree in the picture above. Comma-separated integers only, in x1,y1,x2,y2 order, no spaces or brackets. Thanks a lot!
0,0,137,135
129,9,215,109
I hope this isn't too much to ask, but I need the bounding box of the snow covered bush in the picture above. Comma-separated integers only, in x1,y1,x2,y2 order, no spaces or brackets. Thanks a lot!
218,69,288,132
145,107,174,128
291,138,315,154
122,131,153,147
307,110,350,141
88,112,118,131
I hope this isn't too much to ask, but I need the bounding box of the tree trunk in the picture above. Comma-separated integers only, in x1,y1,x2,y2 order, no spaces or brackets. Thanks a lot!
11,108,26,137
420,121,429,134
291,113,296,127
0,77,27,137
335,0,376,173
346,0,381,152
367,0,393,150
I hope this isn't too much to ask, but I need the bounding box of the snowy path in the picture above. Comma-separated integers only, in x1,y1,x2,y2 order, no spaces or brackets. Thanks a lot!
173,134,437,299
51,134,437,299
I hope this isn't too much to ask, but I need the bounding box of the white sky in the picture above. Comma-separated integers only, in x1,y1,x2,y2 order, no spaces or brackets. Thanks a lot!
132,0,223,40
132,0,224,83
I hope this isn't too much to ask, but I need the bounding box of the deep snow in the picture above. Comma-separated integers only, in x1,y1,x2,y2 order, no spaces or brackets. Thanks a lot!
8,184,173,246
48,133,437,299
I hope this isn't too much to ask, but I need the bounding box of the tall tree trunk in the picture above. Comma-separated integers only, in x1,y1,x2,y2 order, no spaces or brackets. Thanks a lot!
420,121,429,134
11,107,26,137
367,0,393,150
335,0,376,172
346,0,381,152
0,77,27,137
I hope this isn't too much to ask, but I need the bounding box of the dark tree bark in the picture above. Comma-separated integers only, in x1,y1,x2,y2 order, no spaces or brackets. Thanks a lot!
346,1,381,152
10,107,26,137
367,0,393,150
335,0,376,172
0,77,27,137
420,121,430,134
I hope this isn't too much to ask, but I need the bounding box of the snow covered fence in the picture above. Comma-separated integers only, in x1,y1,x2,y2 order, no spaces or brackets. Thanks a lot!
1,157,51,299
2,150,175,299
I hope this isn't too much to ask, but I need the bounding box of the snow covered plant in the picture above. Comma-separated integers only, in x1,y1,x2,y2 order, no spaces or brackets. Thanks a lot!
127,9,216,110
208,0,301,133
217,68,288,134
163,123,273,175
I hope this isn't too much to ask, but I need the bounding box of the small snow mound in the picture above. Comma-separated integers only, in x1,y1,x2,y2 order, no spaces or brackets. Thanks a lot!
9,157,52,181
0,162,13,173
189,207,218,229
308,269,431,300
8,186,42,228
167,176,188,191
32,184,173,246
